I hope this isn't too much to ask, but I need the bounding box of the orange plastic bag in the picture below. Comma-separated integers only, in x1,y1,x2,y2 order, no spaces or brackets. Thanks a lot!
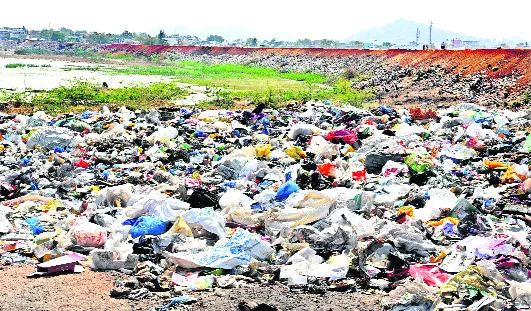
317,162,337,176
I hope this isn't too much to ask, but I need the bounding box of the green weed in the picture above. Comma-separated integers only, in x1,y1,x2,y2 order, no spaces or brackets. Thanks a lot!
5,63,26,68
5,63,52,68
0,79,188,113
108,61,328,85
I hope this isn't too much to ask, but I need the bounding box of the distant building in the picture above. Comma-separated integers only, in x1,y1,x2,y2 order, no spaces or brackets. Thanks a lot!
463,40,480,48
0,28,9,40
336,42,347,48
164,35,202,46
0,27,26,40
115,37,139,44
451,39,463,48
8,28,25,40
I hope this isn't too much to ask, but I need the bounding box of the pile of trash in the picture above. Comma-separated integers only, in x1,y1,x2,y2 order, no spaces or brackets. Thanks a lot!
1,102,531,310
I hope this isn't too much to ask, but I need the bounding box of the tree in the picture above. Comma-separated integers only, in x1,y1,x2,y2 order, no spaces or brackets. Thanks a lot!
142,36,158,45
157,30,168,45
246,37,258,47
295,38,312,47
50,31,66,42
206,35,224,43
87,32,116,44
382,42,392,49
320,39,336,48
121,30,133,39
349,40,364,48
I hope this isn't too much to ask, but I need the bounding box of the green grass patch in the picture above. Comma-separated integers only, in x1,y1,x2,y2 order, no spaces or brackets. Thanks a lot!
5,63,51,68
199,78,374,109
14,48,99,58
109,60,328,85
106,61,373,109
0,79,189,113
5,63,26,68
105,53,135,61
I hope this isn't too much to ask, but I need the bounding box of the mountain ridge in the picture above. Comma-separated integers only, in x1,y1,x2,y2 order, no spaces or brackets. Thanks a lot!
345,18,487,45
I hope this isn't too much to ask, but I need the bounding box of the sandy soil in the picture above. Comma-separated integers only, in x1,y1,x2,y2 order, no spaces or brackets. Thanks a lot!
0,264,157,311
0,265,384,311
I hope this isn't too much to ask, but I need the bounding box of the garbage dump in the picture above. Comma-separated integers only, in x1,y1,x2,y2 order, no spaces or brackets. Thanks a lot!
1,102,531,310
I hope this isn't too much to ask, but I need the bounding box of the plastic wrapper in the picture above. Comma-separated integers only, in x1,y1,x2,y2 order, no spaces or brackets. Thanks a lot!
167,228,274,269
266,190,335,237
26,127,82,150
182,207,226,239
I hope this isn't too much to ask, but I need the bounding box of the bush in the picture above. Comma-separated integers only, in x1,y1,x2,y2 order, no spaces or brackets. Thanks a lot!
5,63,26,68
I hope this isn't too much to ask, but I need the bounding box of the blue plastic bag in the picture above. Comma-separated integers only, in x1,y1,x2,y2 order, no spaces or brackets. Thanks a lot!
275,181,300,201
25,217,45,235
130,216,169,238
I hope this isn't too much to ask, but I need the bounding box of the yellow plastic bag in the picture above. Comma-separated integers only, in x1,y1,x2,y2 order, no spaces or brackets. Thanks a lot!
285,146,306,160
255,144,272,157
36,199,64,211
164,216,193,237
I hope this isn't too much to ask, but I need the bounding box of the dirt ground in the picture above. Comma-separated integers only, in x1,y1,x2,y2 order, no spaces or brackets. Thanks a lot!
0,264,384,311
0,264,157,311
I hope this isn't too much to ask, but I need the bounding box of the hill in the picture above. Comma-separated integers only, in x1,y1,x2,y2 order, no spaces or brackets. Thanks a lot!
345,18,486,45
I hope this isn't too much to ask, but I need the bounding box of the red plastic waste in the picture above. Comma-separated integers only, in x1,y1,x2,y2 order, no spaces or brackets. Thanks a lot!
409,264,450,287
352,169,367,181
317,162,337,176
410,108,437,120
325,129,358,144
74,159,89,169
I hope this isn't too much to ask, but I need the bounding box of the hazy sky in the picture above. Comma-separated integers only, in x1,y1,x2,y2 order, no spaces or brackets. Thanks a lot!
3,0,530,41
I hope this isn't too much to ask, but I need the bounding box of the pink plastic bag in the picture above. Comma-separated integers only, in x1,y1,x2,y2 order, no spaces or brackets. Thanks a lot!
71,218,108,247
409,264,450,287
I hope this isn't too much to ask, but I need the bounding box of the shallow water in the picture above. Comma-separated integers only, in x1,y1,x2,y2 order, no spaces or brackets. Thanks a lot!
0,57,174,90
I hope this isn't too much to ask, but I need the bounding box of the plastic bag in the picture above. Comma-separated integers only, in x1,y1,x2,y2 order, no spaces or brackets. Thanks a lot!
317,162,337,177
409,264,450,287
266,190,335,236
404,153,433,173
24,217,45,235
164,215,193,238
26,127,81,150
275,181,300,201
325,129,358,144
0,212,13,234
522,134,531,152
104,230,133,260
71,218,108,247
168,228,274,269
254,144,272,157
510,282,531,309
129,216,170,238
285,146,306,160
415,189,457,222
382,160,409,177
182,207,226,239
